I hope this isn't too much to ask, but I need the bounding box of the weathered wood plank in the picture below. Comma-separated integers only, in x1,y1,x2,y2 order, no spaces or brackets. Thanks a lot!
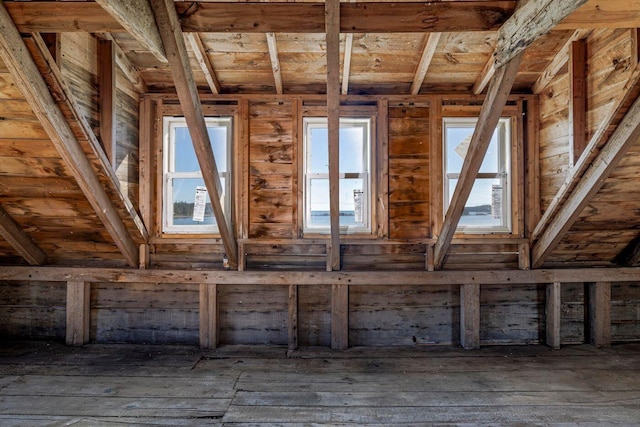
588,281,611,348
546,282,562,349
331,283,348,350
460,283,480,349
66,281,90,346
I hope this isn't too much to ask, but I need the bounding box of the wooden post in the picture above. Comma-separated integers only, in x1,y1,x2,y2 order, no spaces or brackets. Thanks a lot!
569,39,587,164
139,244,150,269
588,282,611,348
518,242,530,270
331,284,349,350
288,284,299,351
98,38,116,166
546,282,561,349
460,283,480,349
66,281,90,346
199,283,218,349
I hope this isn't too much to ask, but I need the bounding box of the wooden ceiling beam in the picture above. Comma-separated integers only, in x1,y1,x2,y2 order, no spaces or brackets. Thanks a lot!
6,2,515,34
494,0,588,68
531,92,640,268
557,0,640,30
93,0,166,63
0,205,47,265
410,33,441,96
0,4,141,267
532,29,592,94
433,53,524,270
149,0,238,267
266,32,284,95
186,33,221,94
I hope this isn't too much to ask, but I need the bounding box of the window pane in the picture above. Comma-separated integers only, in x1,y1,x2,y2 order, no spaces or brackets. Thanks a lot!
173,127,200,173
171,178,217,226
309,128,329,174
207,126,228,173
445,124,500,174
448,178,505,228
339,127,364,173
340,178,365,226
479,131,499,173
309,178,329,227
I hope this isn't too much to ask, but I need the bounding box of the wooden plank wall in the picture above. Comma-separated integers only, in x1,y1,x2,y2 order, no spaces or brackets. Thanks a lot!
115,66,140,209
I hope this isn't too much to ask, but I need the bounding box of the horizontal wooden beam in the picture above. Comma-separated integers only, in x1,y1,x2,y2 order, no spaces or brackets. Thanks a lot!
6,2,515,34
557,0,640,30
3,266,640,286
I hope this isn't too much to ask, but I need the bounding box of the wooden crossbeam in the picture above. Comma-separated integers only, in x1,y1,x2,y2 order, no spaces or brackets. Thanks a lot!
94,0,166,63
266,33,284,95
186,33,221,95
326,0,341,271
5,2,515,34
494,0,588,68
531,92,640,268
0,4,141,267
0,205,46,265
4,266,640,286
149,0,238,267
410,33,441,95
433,54,523,270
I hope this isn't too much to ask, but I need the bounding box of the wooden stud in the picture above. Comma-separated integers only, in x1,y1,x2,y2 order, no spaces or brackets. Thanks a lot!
238,99,250,241
94,0,167,63
546,282,561,349
331,284,349,350
66,281,91,346
0,205,47,265
376,99,389,239
326,0,341,271
518,242,530,270
98,38,116,166
433,54,524,269
237,241,246,272
532,29,592,94
426,244,435,272
186,33,221,95
292,98,303,238
632,28,640,69
429,96,443,237
569,39,587,165
288,284,299,351
532,92,640,268
99,33,148,94
514,102,525,238
139,244,150,269
524,98,540,237
460,283,480,350
342,33,353,95
0,9,141,267
266,33,283,95
410,33,441,95
150,0,238,267
588,282,611,348
199,283,218,349
494,0,588,68
139,98,154,231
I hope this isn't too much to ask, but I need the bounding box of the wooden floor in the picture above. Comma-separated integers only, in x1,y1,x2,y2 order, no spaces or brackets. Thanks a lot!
0,341,639,425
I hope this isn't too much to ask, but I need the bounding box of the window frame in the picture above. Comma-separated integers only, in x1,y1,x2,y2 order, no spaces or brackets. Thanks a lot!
442,116,513,234
302,117,373,235
161,116,233,235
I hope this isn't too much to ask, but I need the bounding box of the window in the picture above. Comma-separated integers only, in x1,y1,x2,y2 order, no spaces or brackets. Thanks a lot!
162,117,232,234
303,118,371,233
443,117,511,233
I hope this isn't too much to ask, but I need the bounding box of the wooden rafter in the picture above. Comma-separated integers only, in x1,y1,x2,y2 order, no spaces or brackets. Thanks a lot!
266,32,284,95
410,33,441,95
0,5,142,267
494,0,588,68
472,53,496,95
341,33,353,95
326,0,341,271
0,205,46,265
149,0,238,266
94,0,167,63
532,29,592,94
186,33,221,95
433,53,524,270
531,93,640,268
5,2,515,34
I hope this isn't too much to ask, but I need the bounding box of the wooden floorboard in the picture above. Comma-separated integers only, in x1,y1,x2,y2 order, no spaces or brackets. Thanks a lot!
0,341,639,425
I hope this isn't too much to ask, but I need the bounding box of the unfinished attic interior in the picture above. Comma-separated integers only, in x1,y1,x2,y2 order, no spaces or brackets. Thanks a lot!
0,0,639,353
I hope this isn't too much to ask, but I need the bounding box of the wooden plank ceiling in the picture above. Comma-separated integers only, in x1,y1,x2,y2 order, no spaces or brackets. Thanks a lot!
1,0,640,268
